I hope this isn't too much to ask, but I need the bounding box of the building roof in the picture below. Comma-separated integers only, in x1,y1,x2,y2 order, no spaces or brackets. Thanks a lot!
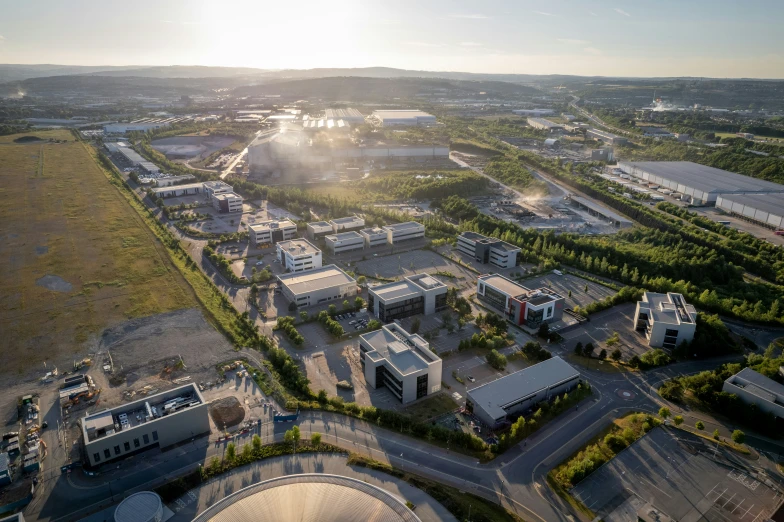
360,227,386,236
324,108,364,120
114,492,163,522
360,325,438,376
382,222,424,233
371,110,435,121
325,231,364,242
588,128,625,140
570,196,633,225
0,453,8,474
478,274,528,298
638,292,696,326
212,192,242,201
330,216,364,226
718,193,784,217
249,219,297,232
730,368,784,398
307,221,332,231
468,357,579,420
150,182,204,194
620,161,784,195
203,180,233,191
527,118,562,128
277,265,355,296
370,275,445,302
191,474,421,522
277,239,320,256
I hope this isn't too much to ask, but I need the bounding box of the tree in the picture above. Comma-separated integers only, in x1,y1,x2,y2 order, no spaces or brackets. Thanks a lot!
574,341,583,356
357,275,366,286
598,349,607,360
538,322,550,339
731,430,745,445
673,415,683,426
611,348,622,361
299,311,309,321
658,407,670,420
342,299,351,310
328,304,337,316
695,421,704,431
226,442,236,462
252,434,262,452
713,429,720,440
317,389,328,403
583,342,594,357
411,318,421,334
311,432,322,446
354,296,365,310
486,349,507,370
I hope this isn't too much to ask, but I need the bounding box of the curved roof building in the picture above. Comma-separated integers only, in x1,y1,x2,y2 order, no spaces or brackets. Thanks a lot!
192,474,421,522
114,491,163,522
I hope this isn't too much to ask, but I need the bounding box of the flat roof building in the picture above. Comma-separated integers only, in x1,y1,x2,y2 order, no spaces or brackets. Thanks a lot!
306,221,333,240
633,292,697,350
716,193,784,229
249,219,297,246
382,222,425,244
569,196,633,228
116,145,146,165
527,118,563,131
360,227,388,248
324,231,364,255
467,356,580,428
370,110,436,127
368,274,448,323
329,215,365,233
512,108,554,116
82,383,209,467
154,174,196,187
324,108,365,124
456,232,520,269
211,192,243,213
722,368,784,420
587,128,628,146
151,182,204,199
276,239,322,272
476,274,564,328
203,180,233,199
618,161,784,206
360,323,442,404
277,264,357,308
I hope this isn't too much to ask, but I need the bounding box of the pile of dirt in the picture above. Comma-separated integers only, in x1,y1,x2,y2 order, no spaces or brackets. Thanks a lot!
209,396,245,429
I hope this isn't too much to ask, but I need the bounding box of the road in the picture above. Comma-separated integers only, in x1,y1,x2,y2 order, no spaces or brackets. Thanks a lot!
568,96,636,138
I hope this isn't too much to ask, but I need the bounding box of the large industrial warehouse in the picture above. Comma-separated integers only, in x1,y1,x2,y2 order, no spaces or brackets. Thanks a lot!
618,161,784,206
369,110,436,127
715,193,784,229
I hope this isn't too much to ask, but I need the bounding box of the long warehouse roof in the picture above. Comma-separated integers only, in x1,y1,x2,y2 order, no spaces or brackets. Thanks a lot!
719,193,784,216
620,161,784,195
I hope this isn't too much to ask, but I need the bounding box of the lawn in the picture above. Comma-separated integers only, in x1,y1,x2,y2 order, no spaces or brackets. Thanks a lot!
403,393,458,423
0,131,195,374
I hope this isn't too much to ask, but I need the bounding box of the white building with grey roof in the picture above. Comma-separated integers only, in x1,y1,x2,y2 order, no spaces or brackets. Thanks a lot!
382,222,425,244
466,356,581,428
369,110,436,127
716,193,784,229
324,108,366,124
722,367,784,419
359,323,442,404
277,264,357,308
368,274,448,322
457,231,520,269
276,239,322,272
324,231,364,255
329,215,365,233
633,292,697,350
360,227,388,248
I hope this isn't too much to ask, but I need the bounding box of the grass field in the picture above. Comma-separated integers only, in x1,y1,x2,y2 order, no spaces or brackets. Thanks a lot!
715,131,784,144
403,393,458,423
0,130,195,374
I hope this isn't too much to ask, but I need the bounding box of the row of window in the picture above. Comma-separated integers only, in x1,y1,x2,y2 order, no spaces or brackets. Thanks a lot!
93,430,158,463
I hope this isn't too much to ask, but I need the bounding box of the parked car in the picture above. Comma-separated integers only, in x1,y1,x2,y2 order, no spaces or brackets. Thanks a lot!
467,376,476,383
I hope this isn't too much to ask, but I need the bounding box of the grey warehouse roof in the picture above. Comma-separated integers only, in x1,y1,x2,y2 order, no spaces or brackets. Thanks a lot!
383,222,424,232
621,161,784,195
719,193,784,216
468,357,579,420
192,474,421,522
277,265,355,295
570,196,633,225
731,368,784,397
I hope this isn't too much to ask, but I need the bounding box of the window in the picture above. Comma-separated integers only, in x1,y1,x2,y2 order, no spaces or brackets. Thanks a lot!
124,442,130,451
152,431,158,441
134,438,140,448
114,445,121,455
104,449,111,459
93,453,100,463
143,434,149,444
665,329,679,337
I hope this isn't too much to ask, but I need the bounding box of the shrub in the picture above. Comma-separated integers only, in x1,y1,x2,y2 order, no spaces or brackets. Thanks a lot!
604,434,628,452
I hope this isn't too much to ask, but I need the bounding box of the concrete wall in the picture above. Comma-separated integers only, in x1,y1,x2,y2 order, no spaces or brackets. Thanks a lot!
722,380,784,419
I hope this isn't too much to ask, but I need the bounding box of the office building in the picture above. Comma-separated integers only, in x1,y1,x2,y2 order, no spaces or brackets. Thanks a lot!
82,384,209,467
360,227,388,248
716,193,784,229
306,221,334,240
150,182,204,199
368,274,448,322
722,368,784,419
324,231,365,255
369,110,436,127
203,180,234,200
329,216,365,233
633,292,697,349
324,108,366,124
476,274,564,328
382,222,425,244
618,161,784,206
466,357,580,428
249,219,297,246
527,118,563,131
456,232,520,269
154,174,196,187
277,264,357,308
276,239,322,272
359,323,442,404
587,128,628,146
211,192,243,213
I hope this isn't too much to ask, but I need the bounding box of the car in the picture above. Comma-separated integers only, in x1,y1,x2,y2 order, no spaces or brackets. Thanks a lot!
256,261,264,266
349,320,356,325
467,376,476,383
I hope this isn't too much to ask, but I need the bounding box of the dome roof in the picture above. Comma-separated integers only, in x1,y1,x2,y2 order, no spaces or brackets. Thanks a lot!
114,491,163,522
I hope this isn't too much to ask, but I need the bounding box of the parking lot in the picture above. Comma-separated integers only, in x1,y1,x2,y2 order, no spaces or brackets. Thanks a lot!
555,302,651,361
522,272,617,310
571,427,783,522
395,313,481,355
355,249,477,289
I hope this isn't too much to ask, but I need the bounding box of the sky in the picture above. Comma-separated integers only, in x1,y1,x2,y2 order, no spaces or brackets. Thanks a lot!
1,0,783,78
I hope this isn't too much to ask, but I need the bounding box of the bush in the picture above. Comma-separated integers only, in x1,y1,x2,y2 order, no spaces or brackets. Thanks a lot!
486,349,507,370
731,430,745,444
521,341,552,362
604,434,628,452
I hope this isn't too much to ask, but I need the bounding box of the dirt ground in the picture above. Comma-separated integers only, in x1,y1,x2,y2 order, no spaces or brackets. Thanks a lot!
209,396,245,429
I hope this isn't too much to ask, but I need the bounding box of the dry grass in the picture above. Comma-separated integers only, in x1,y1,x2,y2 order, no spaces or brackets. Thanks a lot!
0,130,194,374
403,393,458,424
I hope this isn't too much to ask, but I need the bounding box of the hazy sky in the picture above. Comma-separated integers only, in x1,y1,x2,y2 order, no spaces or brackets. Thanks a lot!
1,0,783,78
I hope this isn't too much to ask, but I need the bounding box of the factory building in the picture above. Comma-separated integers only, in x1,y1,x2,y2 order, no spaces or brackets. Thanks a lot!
360,227,388,248
249,219,297,246
115,145,146,165
564,122,590,133
527,118,563,131
359,323,442,404
587,128,628,146
618,161,784,206
456,232,520,269
324,108,365,124
276,239,322,272
211,192,243,213
634,292,697,350
568,196,633,228
511,109,554,116
103,117,190,135
154,174,196,187
369,110,436,127
82,384,209,467
722,368,784,420
139,161,160,175
466,357,580,428
476,274,564,328
324,231,365,255
715,193,784,229
367,274,448,323
329,216,365,233
306,221,334,240
382,222,425,244
150,183,204,199
277,265,357,308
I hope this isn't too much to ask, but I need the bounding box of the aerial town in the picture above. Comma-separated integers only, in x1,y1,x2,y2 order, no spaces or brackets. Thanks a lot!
1,3,784,522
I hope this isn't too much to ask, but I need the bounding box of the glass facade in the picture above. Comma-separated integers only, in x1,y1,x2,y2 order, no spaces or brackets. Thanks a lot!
378,296,424,322
478,286,507,311
434,293,448,312
416,374,429,399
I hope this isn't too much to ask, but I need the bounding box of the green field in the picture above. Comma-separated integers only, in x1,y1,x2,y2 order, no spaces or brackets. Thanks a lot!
0,131,195,374
715,131,784,143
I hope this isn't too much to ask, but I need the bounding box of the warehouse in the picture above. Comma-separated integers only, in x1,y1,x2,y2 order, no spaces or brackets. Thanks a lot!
276,239,322,272
369,110,436,127
154,174,196,187
211,192,243,213
151,182,204,199
456,232,520,269
715,193,784,229
359,323,442,404
382,222,425,244
139,161,160,175
277,264,357,308
324,231,364,255
360,227,388,248
368,274,448,322
249,219,297,246
618,161,784,206
306,221,334,240
466,357,580,428
568,196,633,228
115,145,146,165
104,117,190,135
82,384,209,467
527,118,563,131
476,274,564,328
324,108,365,124
511,109,554,116
634,292,697,349
329,216,365,233
722,368,784,420
587,128,628,146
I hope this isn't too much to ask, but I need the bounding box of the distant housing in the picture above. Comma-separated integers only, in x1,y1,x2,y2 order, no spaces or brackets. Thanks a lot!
276,239,322,272
324,231,365,255
381,222,425,244
104,117,191,135
249,219,297,246
511,109,554,116
360,227,388,249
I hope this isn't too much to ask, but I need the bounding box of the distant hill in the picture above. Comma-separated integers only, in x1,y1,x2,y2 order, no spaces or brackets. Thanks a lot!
0,64,146,83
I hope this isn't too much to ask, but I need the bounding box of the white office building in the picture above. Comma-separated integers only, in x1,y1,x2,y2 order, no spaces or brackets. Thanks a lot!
476,274,565,328
382,222,425,244
722,368,784,420
329,216,365,233
211,192,243,213
151,183,204,199
456,232,520,269
249,219,297,246
324,231,365,255
276,239,322,272
277,265,357,308
368,274,448,322
203,180,233,199
306,221,334,240
633,292,697,349
360,227,388,248
359,323,442,404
